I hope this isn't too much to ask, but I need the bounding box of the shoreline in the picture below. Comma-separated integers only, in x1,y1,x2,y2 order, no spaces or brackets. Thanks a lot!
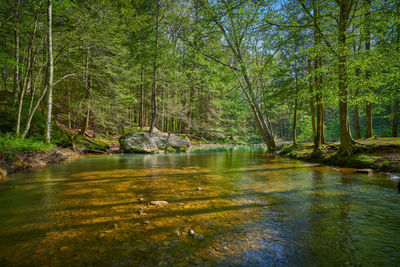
2,140,399,179
0,148,81,178
278,140,400,175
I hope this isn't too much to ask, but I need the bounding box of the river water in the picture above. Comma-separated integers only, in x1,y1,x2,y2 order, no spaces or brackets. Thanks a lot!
0,146,399,266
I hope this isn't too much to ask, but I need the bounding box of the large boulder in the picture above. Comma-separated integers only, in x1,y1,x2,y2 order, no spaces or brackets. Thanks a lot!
119,135,159,153
166,133,189,151
119,128,190,153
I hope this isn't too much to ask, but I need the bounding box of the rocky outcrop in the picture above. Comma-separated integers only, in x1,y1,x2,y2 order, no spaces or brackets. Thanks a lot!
119,135,159,153
119,128,190,154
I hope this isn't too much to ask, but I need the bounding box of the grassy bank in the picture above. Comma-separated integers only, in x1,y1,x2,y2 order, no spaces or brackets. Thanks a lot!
279,138,400,174
0,131,114,178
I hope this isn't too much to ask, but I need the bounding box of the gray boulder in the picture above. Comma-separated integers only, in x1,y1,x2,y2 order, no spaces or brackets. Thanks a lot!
119,128,190,153
166,133,189,151
119,135,159,153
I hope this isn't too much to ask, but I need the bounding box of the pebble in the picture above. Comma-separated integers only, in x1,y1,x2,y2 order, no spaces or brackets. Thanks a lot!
150,201,169,207
138,207,147,216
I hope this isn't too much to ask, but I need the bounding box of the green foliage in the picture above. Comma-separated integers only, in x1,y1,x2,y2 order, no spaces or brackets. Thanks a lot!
0,133,52,154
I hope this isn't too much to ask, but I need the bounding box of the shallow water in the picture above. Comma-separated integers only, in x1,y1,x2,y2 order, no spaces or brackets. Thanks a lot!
0,146,400,266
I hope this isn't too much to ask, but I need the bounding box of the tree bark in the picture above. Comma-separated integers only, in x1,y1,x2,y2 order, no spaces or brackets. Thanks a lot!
308,58,316,142
45,0,53,144
80,47,91,135
292,72,298,145
16,4,40,135
149,0,159,134
338,1,354,155
12,0,21,106
364,0,373,138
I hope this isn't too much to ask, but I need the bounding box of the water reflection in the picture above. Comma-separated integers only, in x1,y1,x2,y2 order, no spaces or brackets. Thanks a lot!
0,147,399,266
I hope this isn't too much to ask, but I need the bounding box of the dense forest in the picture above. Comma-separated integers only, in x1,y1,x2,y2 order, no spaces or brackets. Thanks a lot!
0,0,399,156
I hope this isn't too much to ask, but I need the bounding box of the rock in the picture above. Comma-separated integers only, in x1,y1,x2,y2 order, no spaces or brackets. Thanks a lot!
119,134,159,153
144,221,150,224
138,198,144,203
194,233,204,240
175,230,180,236
138,207,147,216
189,229,195,236
150,200,169,207
196,187,202,191
0,168,7,178
356,169,373,174
167,133,189,151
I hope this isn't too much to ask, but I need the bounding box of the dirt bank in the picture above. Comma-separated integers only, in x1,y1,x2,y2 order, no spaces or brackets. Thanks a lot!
0,148,80,178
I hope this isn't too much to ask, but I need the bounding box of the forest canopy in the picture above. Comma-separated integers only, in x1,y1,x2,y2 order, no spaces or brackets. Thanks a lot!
0,0,399,155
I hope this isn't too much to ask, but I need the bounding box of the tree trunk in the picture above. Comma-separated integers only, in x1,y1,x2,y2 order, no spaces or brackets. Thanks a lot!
12,0,21,106
80,47,90,135
354,68,361,139
364,0,373,138
149,0,159,134
338,2,353,155
308,58,316,141
16,4,40,135
45,0,53,144
292,73,298,145
313,0,324,150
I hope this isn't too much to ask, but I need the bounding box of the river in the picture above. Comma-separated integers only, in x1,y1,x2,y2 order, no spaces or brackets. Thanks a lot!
0,146,399,266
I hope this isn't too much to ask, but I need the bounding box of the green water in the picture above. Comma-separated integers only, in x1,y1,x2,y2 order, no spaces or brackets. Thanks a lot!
0,146,399,266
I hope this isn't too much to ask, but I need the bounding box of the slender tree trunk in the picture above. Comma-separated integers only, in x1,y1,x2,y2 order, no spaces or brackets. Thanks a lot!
67,84,71,129
308,58,316,142
354,68,361,139
45,0,53,144
313,0,324,151
338,2,353,155
149,0,159,134
12,0,21,106
80,47,90,135
16,5,40,135
292,73,298,145
364,0,373,138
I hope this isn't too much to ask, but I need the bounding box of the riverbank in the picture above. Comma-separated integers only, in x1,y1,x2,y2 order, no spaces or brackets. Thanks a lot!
0,148,80,178
279,138,400,174
0,131,114,178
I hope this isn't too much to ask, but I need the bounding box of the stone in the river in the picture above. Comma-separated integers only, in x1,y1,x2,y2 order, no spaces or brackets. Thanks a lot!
138,207,147,216
356,168,373,174
196,187,202,191
119,134,159,153
194,233,204,240
189,229,195,236
144,221,150,224
138,198,144,203
150,200,168,207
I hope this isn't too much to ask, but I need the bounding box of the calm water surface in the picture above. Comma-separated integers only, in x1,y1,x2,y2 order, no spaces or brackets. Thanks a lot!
0,146,400,266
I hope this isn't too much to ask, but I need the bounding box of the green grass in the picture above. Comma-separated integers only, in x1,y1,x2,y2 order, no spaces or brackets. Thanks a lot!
0,133,53,153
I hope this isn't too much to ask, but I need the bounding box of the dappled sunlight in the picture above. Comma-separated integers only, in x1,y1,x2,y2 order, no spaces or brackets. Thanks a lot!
1,148,400,265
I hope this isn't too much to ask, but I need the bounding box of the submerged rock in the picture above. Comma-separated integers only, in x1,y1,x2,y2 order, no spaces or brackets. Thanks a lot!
138,207,147,216
150,200,169,207
356,169,373,174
